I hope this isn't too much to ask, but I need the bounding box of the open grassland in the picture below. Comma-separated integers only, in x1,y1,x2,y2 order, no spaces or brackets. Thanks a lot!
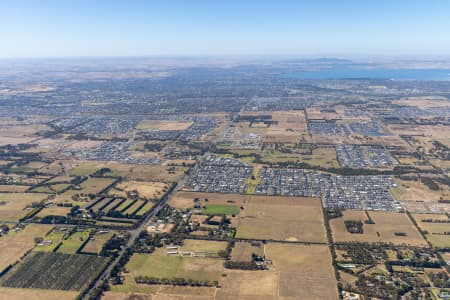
116,181,169,199
135,120,193,131
73,177,116,195
393,96,450,109
0,287,78,300
261,146,339,168
216,269,279,300
0,193,47,222
57,230,91,254
388,124,450,140
0,224,52,272
124,252,224,284
391,178,450,202
106,286,216,299
170,191,249,210
218,243,338,300
0,252,109,291
0,185,29,193
236,196,327,243
330,210,427,246
266,243,338,300
412,213,450,248
181,240,228,254
129,165,187,183
264,111,308,143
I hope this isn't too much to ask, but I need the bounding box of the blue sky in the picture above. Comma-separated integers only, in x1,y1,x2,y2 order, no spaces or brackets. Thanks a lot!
1,0,449,58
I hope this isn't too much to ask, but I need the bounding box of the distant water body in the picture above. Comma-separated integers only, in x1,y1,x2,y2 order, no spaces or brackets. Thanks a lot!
283,68,450,80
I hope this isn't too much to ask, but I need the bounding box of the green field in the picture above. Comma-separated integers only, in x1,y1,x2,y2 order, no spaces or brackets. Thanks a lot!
203,204,239,215
57,230,91,254
34,230,66,252
134,201,154,216
126,253,224,282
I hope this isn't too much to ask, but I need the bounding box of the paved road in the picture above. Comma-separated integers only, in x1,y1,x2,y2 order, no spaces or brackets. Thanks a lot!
82,174,189,299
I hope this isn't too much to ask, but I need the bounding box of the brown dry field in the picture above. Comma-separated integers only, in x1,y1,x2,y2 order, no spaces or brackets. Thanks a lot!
0,136,35,146
35,206,71,218
330,210,427,246
0,287,78,300
65,177,115,196
82,231,114,254
356,135,411,148
412,213,450,248
104,285,216,300
181,239,227,253
388,124,450,140
430,158,450,171
0,193,47,222
306,106,342,120
129,165,187,183
391,178,450,202
0,224,52,272
136,120,193,131
230,242,264,262
47,175,74,183
240,110,308,143
116,181,168,199
266,244,338,300
170,192,249,210
0,185,29,193
0,124,49,137
216,269,279,300
265,111,308,143
393,96,450,109
236,196,327,243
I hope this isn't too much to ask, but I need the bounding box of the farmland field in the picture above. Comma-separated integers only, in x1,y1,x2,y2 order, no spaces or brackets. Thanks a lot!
57,230,91,253
0,185,29,193
135,120,193,131
181,239,228,254
266,243,338,299
0,193,47,222
0,224,52,272
68,177,115,195
412,213,450,248
203,204,239,215
81,231,114,254
0,252,109,291
126,253,224,282
391,178,450,202
330,210,427,246
34,229,66,252
0,287,78,300
217,243,338,299
134,201,155,216
230,242,264,262
115,180,169,199
236,196,327,242
169,191,249,210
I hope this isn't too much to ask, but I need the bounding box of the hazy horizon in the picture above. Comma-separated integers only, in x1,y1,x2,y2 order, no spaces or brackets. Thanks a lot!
1,0,450,58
